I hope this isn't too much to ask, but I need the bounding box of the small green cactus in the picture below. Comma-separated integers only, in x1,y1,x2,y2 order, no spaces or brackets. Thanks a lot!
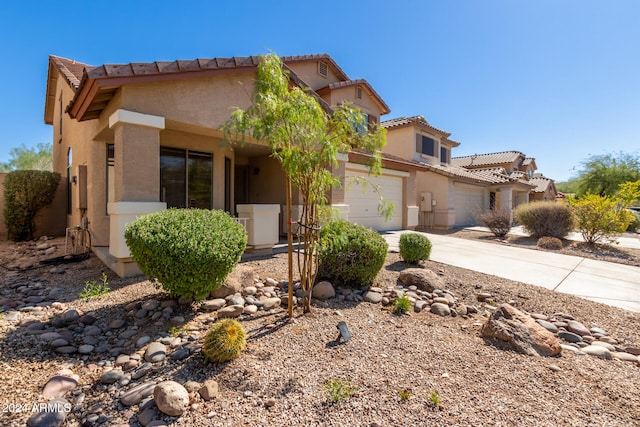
203,319,246,364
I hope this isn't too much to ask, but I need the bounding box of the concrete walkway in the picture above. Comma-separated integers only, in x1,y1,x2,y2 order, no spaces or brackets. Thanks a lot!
383,230,640,313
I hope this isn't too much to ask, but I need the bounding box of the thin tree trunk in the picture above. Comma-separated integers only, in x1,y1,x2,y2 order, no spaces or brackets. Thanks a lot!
286,177,294,318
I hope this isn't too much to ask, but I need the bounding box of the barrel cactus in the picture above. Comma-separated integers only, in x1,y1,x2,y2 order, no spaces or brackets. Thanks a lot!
203,319,246,364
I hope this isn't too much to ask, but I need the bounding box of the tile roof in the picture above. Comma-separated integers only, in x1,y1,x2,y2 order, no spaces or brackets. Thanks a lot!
522,157,535,166
49,55,91,91
316,79,390,114
381,115,451,137
529,175,555,193
451,151,525,168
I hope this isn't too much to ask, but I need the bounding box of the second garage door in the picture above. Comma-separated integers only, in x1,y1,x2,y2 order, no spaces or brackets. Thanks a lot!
345,167,404,231
454,185,485,226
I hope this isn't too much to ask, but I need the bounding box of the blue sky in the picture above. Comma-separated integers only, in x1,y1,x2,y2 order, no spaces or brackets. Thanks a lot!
1,0,638,181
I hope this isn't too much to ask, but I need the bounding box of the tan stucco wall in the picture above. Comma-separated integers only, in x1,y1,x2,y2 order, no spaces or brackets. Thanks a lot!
384,126,415,160
324,86,380,118
286,61,341,91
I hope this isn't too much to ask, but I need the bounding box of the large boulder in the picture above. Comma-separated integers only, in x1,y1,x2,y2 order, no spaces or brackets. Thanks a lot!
154,381,190,416
481,304,561,357
211,265,256,299
313,281,336,300
398,268,443,292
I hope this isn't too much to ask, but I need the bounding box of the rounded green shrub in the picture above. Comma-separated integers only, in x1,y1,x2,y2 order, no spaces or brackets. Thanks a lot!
125,209,247,300
514,201,574,239
399,232,432,264
3,170,61,241
318,220,388,288
627,211,640,233
203,319,246,364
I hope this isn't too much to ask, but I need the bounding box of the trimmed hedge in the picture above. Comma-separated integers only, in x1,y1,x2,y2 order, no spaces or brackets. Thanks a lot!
318,220,388,288
3,170,61,241
125,209,247,300
399,232,432,264
514,202,574,239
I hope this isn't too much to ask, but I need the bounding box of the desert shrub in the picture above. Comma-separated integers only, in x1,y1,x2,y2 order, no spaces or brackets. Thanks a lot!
514,201,574,238
627,211,640,232
125,209,247,300
393,294,411,314
568,194,635,245
318,220,388,288
399,232,432,264
474,209,512,238
537,236,563,250
3,170,61,241
203,319,246,364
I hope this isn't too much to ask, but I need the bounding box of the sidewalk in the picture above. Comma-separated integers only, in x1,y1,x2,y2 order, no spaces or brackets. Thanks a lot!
383,230,640,313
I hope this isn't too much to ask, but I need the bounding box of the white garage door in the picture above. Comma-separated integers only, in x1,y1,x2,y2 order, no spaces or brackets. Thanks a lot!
345,168,403,231
454,186,484,226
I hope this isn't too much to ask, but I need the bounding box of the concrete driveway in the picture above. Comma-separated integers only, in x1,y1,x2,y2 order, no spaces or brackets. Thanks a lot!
383,230,640,313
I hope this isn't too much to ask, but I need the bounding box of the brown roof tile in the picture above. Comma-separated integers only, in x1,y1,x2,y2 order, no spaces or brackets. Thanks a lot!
451,151,525,168
381,116,452,138
49,55,91,91
316,79,390,115
529,175,555,193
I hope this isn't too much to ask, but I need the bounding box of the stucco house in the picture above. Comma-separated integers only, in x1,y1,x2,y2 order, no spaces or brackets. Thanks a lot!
45,54,419,276
382,116,535,228
528,174,558,202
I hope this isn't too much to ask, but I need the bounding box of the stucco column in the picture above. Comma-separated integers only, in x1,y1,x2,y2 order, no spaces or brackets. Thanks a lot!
107,109,167,259
499,187,514,223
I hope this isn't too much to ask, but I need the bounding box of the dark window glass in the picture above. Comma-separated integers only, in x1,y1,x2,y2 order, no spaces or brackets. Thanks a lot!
421,135,435,157
160,147,213,209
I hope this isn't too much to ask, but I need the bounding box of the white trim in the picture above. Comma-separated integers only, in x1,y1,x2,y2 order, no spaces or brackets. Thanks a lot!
336,153,349,162
109,109,165,130
346,162,409,178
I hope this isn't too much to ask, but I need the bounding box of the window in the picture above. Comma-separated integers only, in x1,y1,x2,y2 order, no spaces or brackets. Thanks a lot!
67,148,72,214
416,134,435,157
490,192,496,210
440,146,449,164
160,147,213,209
106,144,114,213
59,92,63,135
224,157,232,213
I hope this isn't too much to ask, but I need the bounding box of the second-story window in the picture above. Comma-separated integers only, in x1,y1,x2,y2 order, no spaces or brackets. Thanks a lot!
416,135,435,157
440,146,449,164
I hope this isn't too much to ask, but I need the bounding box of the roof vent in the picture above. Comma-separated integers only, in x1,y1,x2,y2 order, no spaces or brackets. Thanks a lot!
356,86,363,99
318,61,328,77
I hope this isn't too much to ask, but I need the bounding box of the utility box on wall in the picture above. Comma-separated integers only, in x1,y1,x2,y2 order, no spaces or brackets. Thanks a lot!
420,192,433,212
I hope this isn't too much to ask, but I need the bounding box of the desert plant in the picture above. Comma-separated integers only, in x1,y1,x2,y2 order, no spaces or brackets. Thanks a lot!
627,211,640,232
393,294,411,314
125,209,247,301
399,232,432,263
318,220,388,288
537,236,563,250
429,390,441,407
78,273,110,300
474,209,512,238
398,389,411,401
3,170,61,241
514,201,574,238
568,194,635,245
203,319,246,364
323,378,360,403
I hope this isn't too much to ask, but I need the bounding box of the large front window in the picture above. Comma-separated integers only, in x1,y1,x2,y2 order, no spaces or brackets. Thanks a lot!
160,147,213,209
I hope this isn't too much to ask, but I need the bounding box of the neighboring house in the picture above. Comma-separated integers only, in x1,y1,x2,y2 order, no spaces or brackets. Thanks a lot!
529,174,558,202
383,117,537,228
45,54,418,276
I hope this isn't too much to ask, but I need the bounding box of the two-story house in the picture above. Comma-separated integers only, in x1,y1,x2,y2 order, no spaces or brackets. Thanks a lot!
45,54,418,276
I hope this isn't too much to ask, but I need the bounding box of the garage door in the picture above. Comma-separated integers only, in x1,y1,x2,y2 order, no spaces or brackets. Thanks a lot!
345,168,403,231
454,186,484,226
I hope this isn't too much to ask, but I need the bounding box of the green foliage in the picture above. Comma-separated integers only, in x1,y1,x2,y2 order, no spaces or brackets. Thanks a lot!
323,378,360,403
223,53,388,314
393,294,411,314
627,211,640,232
0,143,53,173
573,152,640,197
568,194,635,245
398,389,411,401
203,319,246,364
474,209,512,238
124,209,247,300
514,201,574,238
537,236,563,250
318,220,388,288
555,180,579,195
3,170,61,241
78,273,110,300
399,232,432,263
429,390,441,407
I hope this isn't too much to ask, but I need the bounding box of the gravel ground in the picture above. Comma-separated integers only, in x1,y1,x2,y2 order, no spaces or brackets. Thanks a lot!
0,236,639,427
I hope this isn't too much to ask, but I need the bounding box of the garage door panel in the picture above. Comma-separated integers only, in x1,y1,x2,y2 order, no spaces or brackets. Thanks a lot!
454,187,484,226
345,170,403,231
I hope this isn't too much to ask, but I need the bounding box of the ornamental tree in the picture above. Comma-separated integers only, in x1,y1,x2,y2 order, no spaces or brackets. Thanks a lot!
223,53,387,315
